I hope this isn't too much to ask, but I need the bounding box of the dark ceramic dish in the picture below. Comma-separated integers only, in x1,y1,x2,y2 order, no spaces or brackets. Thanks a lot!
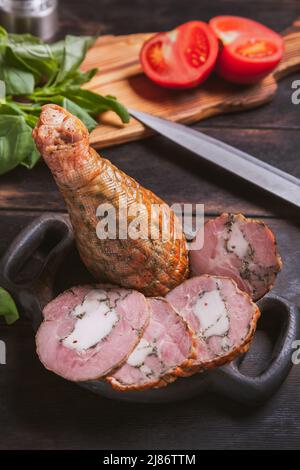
0,214,298,405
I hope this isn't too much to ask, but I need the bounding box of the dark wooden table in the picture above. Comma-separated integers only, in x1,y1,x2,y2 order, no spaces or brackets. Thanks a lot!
0,0,300,450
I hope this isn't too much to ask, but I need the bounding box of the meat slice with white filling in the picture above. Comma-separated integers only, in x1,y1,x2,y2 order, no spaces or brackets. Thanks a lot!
190,213,282,300
36,285,150,382
166,275,260,372
107,298,197,390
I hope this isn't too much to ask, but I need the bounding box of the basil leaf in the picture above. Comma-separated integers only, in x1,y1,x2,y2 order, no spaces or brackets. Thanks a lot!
62,98,98,132
0,101,24,115
24,113,39,128
6,38,57,81
50,95,97,131
14,102,42,114
65,99,97,131
0,29,7,62
8,32,41,44
69,68,98,87
0,28,129,176
53,68,98,93
0,31,55,85
31,88,129,124
21,144,40,168
49,39,65,65
54,35,95,85
63,89,99,113
94,95,130,123
0,65,35,95
0,80,5,102
64,89,130,123
0,287,19,325
0,115,38,174
0,27,7,38
31,68,98,98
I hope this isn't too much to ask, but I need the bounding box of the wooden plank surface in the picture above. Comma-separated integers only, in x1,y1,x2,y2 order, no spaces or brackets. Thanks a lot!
0,0,300,451
0,121,299,217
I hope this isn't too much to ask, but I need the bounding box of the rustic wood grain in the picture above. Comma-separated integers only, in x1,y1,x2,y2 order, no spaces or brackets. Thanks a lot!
200,72,300,130
0,323,299,450
0,127,299,217
79,23,300,148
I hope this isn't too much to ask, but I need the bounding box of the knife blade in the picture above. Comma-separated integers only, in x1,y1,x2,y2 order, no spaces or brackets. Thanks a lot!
129,109,300,209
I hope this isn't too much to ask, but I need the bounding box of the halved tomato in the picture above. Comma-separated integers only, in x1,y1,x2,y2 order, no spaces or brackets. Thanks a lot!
209,16,277,45
209,16,284,84
140,21,219,88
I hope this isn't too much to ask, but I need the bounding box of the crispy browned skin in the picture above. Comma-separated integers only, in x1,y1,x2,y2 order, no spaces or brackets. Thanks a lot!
33,105,189,295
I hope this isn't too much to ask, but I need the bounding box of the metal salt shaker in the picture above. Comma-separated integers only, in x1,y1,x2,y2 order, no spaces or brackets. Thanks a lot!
0,0,58,40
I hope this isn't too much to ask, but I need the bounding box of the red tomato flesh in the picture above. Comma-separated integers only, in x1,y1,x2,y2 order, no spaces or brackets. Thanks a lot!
235,39,278,58
209,16,276,44
140,21,219,88
209,16,284,84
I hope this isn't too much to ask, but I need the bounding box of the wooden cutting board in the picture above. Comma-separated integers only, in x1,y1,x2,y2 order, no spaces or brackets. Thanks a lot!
81,19,300,149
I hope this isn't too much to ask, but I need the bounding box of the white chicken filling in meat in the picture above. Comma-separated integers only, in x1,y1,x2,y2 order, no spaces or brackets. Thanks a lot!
63,289,118,351
226,221,249,258
193,289,230,339
127,338,156,367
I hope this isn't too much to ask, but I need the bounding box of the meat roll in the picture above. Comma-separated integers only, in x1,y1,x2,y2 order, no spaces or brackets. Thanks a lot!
107,298,197,390
166,275,260,372
190,213,282,300
36,286,150,382
32,104,189,297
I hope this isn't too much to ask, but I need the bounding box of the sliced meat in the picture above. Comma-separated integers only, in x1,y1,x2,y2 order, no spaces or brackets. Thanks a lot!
190,213,282,300
166,275,260,372
107,298,196,390
36,285,150,382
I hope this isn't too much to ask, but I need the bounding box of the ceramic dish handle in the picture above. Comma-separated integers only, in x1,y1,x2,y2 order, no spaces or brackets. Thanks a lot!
0,214,74,330
212,295,299,404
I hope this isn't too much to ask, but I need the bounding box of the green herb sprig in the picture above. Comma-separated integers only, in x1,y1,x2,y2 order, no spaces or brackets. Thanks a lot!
0,27,130,176
0,287,19,324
